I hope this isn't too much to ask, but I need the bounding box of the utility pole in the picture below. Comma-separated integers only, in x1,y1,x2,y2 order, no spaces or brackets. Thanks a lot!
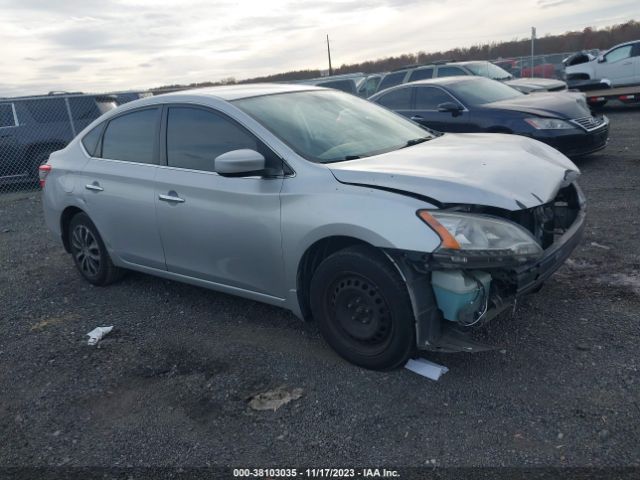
530,26,536,78
327,34,333,76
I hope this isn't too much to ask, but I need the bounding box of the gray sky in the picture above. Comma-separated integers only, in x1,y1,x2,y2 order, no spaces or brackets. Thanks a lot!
0,0,637,96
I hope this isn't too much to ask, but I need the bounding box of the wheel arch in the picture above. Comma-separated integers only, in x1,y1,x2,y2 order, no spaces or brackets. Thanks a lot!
296,236,383,320
60,206,85,253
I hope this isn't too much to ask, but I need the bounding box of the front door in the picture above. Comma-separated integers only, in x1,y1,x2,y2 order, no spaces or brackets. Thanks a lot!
596,43,635,86
155,105,285,298
411,86,476,133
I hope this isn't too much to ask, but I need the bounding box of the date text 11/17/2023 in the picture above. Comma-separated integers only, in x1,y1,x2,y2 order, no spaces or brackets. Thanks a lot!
232,468,401,478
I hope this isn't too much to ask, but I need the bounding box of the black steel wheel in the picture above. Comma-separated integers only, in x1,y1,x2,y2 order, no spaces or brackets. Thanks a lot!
310,245,415,370
68,212,124,286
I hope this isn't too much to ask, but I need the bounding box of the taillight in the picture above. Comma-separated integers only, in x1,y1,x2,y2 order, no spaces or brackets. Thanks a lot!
38,164,52,188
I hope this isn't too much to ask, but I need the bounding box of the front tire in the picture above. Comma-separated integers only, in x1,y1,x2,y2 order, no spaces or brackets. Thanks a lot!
309,245,415,370
68,212,124,286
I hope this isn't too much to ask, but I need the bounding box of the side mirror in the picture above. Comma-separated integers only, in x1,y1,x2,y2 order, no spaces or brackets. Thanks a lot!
437,102,463,115
597,55,605,63
214,149,266,176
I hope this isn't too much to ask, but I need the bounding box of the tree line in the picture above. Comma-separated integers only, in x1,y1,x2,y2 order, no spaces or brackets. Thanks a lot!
153,20,639,92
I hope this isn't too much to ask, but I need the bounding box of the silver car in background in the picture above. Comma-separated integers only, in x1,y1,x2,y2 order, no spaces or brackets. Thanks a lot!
40,84,585,370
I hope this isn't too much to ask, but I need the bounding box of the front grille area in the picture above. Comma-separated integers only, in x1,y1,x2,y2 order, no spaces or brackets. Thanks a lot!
511,184,581,249
571,115,607,132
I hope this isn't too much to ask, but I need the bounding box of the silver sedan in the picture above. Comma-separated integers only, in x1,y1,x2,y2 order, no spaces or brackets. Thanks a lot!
40,84,585,370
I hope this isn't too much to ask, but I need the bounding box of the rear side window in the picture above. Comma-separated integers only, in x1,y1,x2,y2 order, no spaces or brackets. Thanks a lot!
408,68,434,82
377,72,406,91
102,108,159,163
0,104,15,127
24,98,68,123
69,97,100,120
166,107,259,172
437,66,468,77
376,88,412,110
317,80,357,94
415,87,459,110
81,124,103,156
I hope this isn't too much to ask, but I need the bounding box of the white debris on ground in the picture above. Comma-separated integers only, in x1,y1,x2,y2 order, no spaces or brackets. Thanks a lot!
405,358,449,381
248,386,304,411
86,326,114,346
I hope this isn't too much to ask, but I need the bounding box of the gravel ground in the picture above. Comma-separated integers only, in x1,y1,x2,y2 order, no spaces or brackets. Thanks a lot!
1,108,639,472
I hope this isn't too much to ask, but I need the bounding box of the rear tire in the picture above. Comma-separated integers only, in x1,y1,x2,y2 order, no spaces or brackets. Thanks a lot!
68,212,124,286
309,245,415,370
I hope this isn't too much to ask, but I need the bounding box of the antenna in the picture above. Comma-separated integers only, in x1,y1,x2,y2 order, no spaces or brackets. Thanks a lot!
327,34,333,76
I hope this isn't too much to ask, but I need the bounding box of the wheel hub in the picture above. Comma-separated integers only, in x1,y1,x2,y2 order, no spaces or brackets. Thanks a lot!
71,225,101,277
330,275,391,345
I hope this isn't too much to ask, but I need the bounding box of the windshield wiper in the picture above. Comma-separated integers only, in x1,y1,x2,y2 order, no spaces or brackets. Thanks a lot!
404,137,431,147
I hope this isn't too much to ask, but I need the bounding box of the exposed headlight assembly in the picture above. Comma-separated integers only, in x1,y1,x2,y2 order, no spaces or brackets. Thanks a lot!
524,117,574,129
418,210,543,267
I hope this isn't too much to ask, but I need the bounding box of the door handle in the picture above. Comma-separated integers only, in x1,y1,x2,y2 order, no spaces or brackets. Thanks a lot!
622,61,632,65
85,182,103,192
158,192,185,203
410,115,424,121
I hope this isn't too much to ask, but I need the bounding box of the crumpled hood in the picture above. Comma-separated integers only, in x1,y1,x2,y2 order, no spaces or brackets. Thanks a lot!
505,77,567,91
484,91,590,119
328,133,580,211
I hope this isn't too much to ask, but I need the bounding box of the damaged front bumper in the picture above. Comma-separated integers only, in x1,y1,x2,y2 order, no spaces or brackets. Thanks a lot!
387,205,586,353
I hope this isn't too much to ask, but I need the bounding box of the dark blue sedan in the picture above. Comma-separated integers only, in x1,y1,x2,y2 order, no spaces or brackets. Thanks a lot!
369,76,609,157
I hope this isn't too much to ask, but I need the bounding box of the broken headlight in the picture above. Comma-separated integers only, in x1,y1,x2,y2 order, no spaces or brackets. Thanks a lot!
418,210,543,267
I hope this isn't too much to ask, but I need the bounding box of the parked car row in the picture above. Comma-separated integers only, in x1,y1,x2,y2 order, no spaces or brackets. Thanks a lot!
374,60,567,94
369,76,609,158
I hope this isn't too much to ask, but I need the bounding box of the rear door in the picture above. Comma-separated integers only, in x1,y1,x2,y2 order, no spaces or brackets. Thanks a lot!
154,105,285,298
374,87,413,119
81,107,165,269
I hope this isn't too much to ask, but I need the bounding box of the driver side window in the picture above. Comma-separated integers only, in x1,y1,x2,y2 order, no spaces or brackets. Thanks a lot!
166,106,278,173
605,45,632,63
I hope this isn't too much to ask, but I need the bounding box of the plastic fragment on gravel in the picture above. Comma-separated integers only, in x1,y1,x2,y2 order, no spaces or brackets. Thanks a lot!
590,242,611,250
86,326,113,346
248,386,303,411
405,358,449,381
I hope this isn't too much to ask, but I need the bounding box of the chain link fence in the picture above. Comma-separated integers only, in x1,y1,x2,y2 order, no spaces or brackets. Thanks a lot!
492,49,601,80
0,91,149,194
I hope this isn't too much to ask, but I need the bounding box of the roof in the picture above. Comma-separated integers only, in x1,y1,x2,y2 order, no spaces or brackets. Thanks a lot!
159,82,321,101
369,75,484,99
414,76,485,85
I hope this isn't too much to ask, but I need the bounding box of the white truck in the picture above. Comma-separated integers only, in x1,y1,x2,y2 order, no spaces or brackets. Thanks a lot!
565,40,640,107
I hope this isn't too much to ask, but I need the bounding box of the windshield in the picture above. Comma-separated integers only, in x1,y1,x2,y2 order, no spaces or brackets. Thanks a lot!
448,78,524,105
233,90,433,163
465,62,513,81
